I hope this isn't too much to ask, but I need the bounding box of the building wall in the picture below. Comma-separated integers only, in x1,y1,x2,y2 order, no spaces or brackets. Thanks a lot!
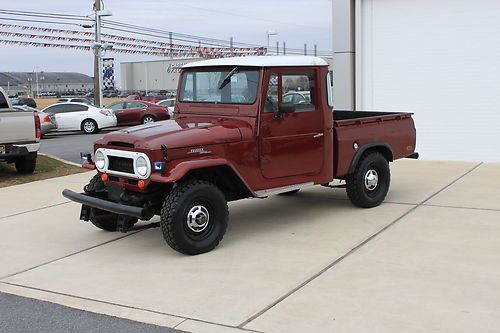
333,0,500,162
120,59,202,92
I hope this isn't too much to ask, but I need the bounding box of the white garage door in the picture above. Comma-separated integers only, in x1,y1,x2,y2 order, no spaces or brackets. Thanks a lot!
358,0,500,162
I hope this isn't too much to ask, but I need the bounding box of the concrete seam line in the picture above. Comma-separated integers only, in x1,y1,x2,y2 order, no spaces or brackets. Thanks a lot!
0,201,71,221
238,162,483,328
423,203,500,212
0,231,143,281
0,282,264,333
38,152,83,167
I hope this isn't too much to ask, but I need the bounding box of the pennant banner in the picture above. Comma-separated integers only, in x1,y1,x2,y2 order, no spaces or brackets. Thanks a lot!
0,23,267,58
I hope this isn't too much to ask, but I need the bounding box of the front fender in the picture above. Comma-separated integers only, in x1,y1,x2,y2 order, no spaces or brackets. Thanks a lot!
150,157,254,194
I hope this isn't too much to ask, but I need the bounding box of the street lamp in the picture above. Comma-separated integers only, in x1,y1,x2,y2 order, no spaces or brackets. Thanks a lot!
266,30,278,55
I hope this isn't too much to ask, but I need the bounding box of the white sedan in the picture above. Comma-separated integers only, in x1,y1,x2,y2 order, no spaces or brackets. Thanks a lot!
157,98,176,117
41,102,117,134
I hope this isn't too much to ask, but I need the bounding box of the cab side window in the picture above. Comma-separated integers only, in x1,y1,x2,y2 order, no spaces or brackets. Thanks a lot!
282,70,315,112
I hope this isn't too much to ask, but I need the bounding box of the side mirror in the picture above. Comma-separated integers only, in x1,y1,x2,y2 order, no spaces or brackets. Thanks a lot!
274,102,295,119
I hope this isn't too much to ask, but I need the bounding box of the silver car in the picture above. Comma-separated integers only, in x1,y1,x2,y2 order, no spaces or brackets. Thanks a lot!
13,105,57,137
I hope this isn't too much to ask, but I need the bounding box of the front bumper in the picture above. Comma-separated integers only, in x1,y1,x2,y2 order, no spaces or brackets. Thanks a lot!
62,189,147,219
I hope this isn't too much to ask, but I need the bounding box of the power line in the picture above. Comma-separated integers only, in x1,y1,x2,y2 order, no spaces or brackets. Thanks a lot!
0,9,92,21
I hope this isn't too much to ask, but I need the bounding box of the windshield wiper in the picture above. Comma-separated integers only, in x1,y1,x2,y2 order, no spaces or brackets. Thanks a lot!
218,67,238,90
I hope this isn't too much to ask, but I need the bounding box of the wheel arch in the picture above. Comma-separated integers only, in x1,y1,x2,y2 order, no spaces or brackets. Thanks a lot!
348,142,393,174
151,159,254,201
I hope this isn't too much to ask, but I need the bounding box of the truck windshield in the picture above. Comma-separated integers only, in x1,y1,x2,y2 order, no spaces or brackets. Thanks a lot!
179,69,260,104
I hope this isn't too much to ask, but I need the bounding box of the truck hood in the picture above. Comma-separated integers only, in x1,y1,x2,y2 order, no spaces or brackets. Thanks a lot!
96,117,246,150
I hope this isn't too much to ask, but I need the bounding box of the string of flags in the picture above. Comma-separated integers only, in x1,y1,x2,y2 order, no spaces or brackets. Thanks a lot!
0,23,267,58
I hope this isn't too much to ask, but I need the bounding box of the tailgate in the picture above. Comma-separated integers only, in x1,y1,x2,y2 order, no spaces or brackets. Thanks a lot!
0,109,36,143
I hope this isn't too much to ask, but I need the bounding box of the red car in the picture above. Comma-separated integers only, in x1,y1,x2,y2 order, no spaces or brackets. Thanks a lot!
106,100,169,125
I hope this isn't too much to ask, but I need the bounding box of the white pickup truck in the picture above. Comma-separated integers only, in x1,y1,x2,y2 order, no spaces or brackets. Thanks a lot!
0,87,41,174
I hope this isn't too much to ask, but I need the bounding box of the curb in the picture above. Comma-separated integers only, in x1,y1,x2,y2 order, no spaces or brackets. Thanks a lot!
38,153,83,168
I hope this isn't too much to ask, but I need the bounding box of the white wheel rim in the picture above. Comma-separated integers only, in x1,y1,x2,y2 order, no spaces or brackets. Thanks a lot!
84,121,95,133
186,205,210,233
143,117,154,123
364,169,379,191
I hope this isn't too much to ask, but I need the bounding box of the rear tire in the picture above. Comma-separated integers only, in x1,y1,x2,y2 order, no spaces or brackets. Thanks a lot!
82,119,98,134
160,180,228,255
142,115,156,124
15,152,37,174
346,151,390,208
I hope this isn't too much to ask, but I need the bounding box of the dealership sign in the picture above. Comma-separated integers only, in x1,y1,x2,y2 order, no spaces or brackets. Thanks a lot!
166,63,188,74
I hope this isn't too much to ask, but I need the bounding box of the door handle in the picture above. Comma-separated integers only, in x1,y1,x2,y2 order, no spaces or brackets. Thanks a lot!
313,133,324,138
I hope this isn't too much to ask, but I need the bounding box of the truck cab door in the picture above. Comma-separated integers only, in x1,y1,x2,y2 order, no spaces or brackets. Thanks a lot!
259,69,324,179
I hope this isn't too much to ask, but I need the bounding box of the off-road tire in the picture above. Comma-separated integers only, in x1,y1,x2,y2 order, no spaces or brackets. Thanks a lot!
81,119,98,134
142,115,156,124
160,180,228,255
83,174,136,231
84,174,105,193
278,189,300,196
15,152,37,174
346,151,390,208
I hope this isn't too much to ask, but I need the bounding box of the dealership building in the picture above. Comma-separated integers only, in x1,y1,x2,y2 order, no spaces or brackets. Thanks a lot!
120,58,202,93
332,0,500,162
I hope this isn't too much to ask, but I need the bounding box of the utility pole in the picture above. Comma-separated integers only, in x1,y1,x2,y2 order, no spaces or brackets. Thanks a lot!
230,37,234,56
304,43,307,56
93,0,102,107
314,44,317,57
283,41,286,56
276,41,279,55
169,32,173,59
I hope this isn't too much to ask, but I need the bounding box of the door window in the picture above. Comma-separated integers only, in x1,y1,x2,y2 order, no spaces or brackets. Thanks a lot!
281,70,315,112
125,101,146,109
264,70,316,112
107,102,125,111
63,104,88,112
43,104,68,114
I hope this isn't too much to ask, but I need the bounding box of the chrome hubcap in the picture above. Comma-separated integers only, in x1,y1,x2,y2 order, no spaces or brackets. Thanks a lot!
186,205,210,233
84,122,95,132
364,169,379,191
143,117,154,123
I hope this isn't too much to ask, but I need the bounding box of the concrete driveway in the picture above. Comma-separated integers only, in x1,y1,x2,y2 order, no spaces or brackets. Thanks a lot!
1,160,499,332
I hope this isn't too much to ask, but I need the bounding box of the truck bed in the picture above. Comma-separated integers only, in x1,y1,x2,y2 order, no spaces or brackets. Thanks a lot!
332,110,416,178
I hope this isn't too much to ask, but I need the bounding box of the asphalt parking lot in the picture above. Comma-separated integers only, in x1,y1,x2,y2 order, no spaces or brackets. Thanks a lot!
1,159,499,332
40,129,117,164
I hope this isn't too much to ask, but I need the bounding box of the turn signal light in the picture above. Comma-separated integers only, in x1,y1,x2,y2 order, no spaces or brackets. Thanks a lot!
100,173,109,182
137,180,146,189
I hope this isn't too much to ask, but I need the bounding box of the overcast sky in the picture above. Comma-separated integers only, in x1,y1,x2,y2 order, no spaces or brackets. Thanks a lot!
0,0,332,82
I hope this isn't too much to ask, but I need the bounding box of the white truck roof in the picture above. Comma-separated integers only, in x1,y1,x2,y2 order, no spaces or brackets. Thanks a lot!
183,56,329,68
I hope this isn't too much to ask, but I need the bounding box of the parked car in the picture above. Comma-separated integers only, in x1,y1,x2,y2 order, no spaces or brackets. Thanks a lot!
106,101,169,125
63,56,418,255
157,98,176,116
126,93,142,100
41,102,116,134
10,97,37,108
57,97,92,105
0,88,41,173
142,95,167,104
13,105,57,137
283,91,311,104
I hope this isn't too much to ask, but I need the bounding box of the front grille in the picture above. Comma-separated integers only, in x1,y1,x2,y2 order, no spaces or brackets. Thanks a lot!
108,156,134,174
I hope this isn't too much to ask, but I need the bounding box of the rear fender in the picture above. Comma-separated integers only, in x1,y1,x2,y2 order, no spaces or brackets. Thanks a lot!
348,142,394,174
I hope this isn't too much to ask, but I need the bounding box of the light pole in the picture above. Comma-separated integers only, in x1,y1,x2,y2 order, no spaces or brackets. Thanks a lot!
266,30,278,55
40,71,45,96
92,2,113,107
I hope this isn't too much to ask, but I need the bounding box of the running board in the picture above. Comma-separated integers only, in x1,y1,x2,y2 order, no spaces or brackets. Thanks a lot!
254,182,314,198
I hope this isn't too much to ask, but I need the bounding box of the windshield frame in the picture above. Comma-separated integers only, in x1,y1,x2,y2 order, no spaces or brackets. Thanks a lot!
178,66,261,106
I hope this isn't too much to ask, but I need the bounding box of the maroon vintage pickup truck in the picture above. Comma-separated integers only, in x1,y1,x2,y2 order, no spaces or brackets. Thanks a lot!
63,56,417,255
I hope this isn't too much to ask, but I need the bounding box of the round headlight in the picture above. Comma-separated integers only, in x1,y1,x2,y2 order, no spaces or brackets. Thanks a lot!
136,156,148,177
94,151,105,170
